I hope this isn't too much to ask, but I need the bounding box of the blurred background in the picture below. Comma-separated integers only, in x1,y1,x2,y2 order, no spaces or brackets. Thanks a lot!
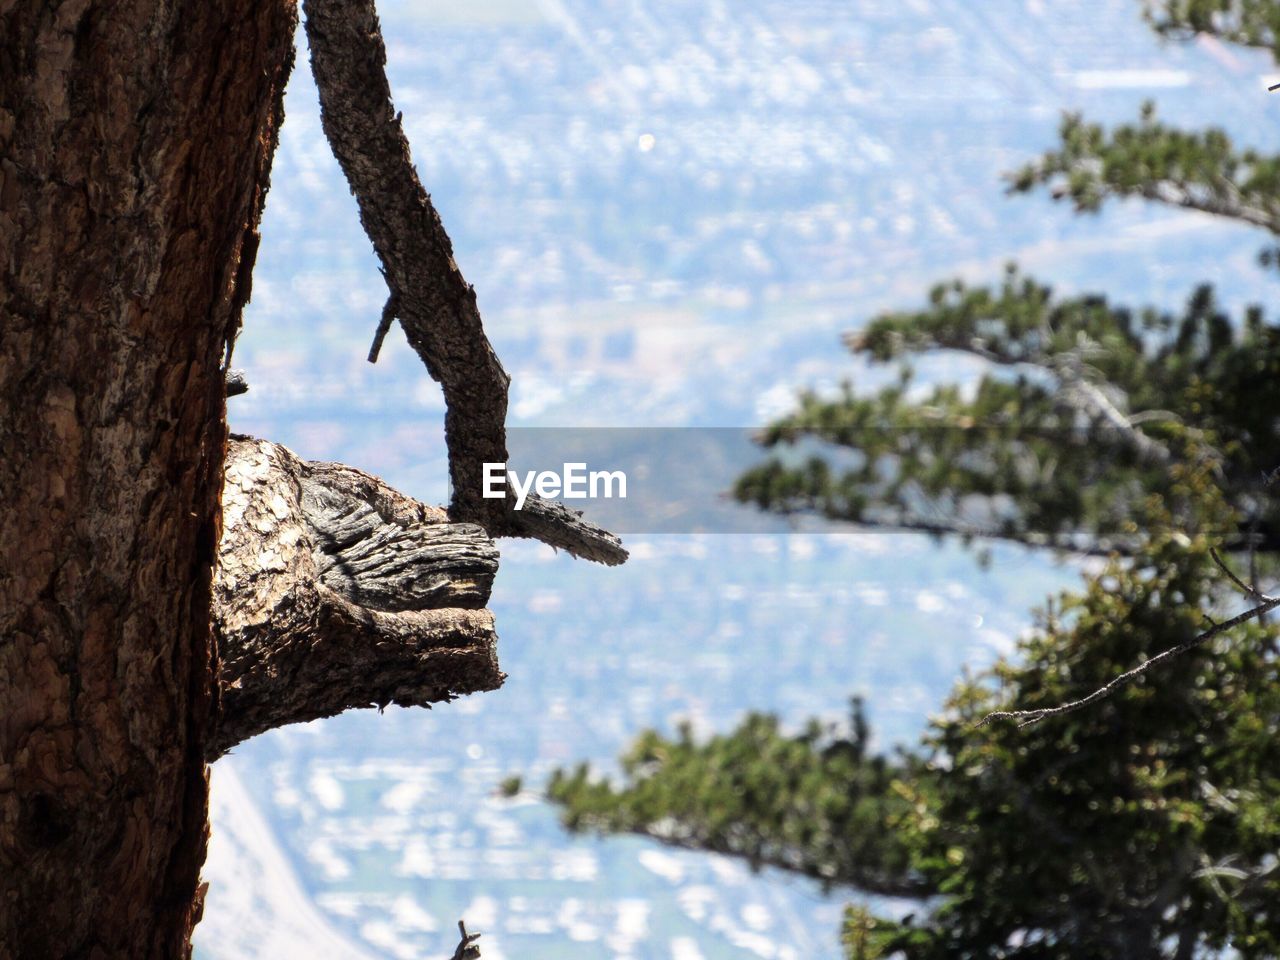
195,2,1277,958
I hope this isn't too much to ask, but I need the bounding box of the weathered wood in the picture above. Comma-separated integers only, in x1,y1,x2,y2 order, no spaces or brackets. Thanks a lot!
301,467,496,611
514,495,628,566
0,1,295,955
211,438,503,760
302,0,510,529
301,0,627,566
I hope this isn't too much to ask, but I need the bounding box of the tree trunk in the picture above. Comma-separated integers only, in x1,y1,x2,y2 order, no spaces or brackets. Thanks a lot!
0,1,295,956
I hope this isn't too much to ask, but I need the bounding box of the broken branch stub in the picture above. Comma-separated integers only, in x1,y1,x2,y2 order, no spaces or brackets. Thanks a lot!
211,437,503,759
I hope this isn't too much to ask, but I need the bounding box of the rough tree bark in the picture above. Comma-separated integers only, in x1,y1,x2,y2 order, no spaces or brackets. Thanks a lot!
303,0,627,565
0,1,296,956
2,0,625,955
211,437,504,760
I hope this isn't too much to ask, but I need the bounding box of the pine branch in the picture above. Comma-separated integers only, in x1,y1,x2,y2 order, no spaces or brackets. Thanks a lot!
740,271,1280,557
1007,105,1280,235
1144,0,1280,57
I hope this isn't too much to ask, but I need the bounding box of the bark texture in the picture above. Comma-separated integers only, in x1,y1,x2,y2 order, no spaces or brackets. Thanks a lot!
212,438,503,759
0,1,295,956
303,0,509,528
302,0,626,565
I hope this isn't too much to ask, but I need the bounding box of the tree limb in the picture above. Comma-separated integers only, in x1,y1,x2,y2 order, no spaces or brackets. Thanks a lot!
302,0,507,526
606,823,931,899
211,437,504,759
846,328,1176,468
1008,106,1280,236
301,0,626,565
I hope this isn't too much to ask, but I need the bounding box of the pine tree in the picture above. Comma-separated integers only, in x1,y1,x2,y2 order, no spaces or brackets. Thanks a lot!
546,4,1280,957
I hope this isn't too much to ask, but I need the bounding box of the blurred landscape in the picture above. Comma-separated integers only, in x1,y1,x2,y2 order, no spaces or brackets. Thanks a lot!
195,2,1278,958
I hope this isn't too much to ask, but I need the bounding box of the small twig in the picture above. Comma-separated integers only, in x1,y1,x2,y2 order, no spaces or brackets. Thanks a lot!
1247,512,1271,628
367,294,398,363
1210,546,1264,601
979,592,1280,728
450,920,481,960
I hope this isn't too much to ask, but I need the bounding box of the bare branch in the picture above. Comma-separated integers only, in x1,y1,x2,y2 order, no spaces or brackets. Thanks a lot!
979,592,1280,728
1210,546,1264,601
367,293,398,364
510,495,629,566
449,921,481,960
302,0,507,525
301,0,626,564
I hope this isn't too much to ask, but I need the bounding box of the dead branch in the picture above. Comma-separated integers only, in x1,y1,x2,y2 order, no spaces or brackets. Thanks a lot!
211,437,503,759
449,921,481,960
301,0,626,565
1210,546,1264,601
979,590,1280,729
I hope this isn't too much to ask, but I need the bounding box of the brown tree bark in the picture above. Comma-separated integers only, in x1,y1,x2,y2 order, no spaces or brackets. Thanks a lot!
2,0,625,955
0,1,295,956
211,437,504,760
302,0,627,565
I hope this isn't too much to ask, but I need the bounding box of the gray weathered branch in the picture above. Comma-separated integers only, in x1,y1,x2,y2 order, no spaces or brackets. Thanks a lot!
510,495,628,565
302,0,626,566
449,921,482,960
211,437,503,759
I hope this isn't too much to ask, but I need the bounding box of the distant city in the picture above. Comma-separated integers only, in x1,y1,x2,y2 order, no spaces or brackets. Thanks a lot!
197,2,1279,958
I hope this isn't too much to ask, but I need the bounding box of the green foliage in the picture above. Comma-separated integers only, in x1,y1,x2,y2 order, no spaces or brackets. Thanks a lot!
546,700,927,896
1146,0,1280,56
548,6,1280,958
843,905,906,960
549,481,1280,957
733,86,1280,558
496,774,523,797
1007,103,1280,233
868,482,1280,959
736,266,1280,556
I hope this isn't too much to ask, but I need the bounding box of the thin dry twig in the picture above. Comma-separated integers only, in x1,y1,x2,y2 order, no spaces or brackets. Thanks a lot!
979,583,1280,729
449,920,481,960
367,292,398,364
1210,546,1264,601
